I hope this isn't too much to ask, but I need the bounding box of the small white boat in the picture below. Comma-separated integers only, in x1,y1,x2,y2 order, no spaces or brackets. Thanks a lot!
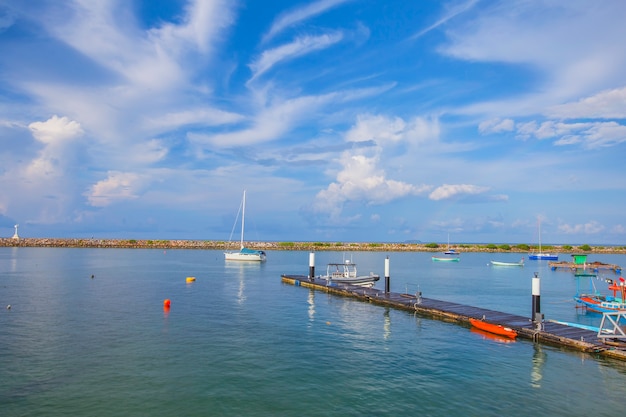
318,260,380,287
490,258,524,267
224,190,266,262
432,256,460,262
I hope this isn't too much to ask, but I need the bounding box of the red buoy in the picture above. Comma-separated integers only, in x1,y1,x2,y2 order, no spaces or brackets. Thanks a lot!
163,299,171,309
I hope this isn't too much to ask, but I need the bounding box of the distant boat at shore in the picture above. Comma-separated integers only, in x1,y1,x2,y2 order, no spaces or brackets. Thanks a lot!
529,219,558,261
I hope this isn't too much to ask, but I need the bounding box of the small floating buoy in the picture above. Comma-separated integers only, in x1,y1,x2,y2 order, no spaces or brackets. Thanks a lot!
163,299,171,309
186,277,196,283
326,321,331,325
6,305,11,310
91,274,94,279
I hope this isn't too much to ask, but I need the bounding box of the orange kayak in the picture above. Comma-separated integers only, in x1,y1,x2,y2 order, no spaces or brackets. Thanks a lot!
469,318,517,339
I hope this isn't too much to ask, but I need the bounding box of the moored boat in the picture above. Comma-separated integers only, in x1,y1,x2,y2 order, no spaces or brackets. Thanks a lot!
317,260,380,287
490,258,524,267
469,318,517,339
224,190,266,262
529,219,558,260
432,256,460,262
574,276,626,313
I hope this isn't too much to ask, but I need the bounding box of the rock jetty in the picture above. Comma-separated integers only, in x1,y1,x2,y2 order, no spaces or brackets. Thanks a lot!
0,237,624,254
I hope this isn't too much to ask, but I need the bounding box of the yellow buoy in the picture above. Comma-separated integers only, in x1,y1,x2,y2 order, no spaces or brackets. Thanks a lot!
186,276,196,283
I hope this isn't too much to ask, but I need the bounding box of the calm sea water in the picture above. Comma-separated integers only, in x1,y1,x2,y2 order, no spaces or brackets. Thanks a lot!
1,247,626,416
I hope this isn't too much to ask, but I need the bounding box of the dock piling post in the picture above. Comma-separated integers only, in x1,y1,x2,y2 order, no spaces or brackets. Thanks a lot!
309,252,315,280
532,272,542,329
385,256,390,293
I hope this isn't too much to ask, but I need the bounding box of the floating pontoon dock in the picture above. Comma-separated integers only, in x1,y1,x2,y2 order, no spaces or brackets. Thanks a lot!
549,254,622,273
281,273,626,362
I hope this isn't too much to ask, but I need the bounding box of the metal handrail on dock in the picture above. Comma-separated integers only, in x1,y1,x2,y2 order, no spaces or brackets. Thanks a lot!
598,312,626,340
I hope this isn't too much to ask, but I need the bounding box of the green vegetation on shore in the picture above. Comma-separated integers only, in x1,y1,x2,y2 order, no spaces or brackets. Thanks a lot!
1,237,625,254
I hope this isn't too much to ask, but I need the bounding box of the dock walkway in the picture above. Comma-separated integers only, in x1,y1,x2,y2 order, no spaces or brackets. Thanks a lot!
549,261,622,274
281,274,626,361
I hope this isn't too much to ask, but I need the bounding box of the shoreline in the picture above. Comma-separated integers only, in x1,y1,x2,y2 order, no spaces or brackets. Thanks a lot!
1,237,625,254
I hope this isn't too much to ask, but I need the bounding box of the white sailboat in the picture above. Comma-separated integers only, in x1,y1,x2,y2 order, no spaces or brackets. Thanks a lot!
528,219,558,260
224,190,266,262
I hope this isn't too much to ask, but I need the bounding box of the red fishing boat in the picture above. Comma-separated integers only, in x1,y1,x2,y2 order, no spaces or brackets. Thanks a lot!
469,318,517,339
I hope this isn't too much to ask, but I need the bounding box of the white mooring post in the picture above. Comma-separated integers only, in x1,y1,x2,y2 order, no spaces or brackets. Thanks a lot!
532,272,542,329
309,252,315,279
384,256,390,293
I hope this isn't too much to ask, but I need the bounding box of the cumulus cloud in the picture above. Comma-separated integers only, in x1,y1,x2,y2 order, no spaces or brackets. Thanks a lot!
312,113,435,220
515,120,626,148
25,115,84,179
29,115,84,145
428,184,490,201
558,220,605,235
345,114,439,146
312,153,430,219
86,172,144,207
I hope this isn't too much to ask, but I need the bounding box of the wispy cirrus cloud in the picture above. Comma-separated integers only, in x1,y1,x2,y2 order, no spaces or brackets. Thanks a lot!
410,0,479,40
262,0,352,43
249,32,343,82
547,86,626,119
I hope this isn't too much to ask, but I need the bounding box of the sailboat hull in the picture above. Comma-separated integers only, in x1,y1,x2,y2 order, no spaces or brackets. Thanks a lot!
225,249,266,262
528,254,558,260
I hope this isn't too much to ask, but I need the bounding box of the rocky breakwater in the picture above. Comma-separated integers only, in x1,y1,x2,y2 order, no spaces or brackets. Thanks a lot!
0,238,624,254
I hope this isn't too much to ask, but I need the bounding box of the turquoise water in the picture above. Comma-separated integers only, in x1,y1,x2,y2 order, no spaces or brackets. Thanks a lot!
2,247,626,416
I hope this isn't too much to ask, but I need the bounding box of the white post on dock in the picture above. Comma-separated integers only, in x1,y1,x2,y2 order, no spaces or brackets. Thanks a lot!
532,272,542,329
309,252,315,280
384,256,390,293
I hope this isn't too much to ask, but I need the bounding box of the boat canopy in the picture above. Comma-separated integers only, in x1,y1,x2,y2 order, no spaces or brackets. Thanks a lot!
241,247,265,255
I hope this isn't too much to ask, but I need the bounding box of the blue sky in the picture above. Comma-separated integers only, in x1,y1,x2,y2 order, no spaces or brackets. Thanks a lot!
1,0,625,245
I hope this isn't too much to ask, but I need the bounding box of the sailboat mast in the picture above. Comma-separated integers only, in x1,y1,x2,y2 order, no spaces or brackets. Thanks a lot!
538,219,542,253
240,190,246,250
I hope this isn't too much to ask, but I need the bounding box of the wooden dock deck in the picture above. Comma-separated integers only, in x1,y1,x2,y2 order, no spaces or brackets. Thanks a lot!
281,274,626,361
549,261,622,273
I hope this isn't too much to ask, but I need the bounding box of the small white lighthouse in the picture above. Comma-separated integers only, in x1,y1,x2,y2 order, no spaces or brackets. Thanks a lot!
11,224,19,240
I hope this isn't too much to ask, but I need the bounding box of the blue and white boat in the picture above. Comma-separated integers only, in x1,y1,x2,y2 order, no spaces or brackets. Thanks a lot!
528,220,558,260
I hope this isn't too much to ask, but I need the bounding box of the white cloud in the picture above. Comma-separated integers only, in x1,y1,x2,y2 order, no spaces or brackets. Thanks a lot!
263,0,352,42
249,32,343,81
312,114,435,220
478,118,514,134
25,115,84,179
548,86,626,119
558,220,605,235
515,120,626,148
313,153,430,219
143,107,245,130
429,184,490,201
345,114,439,146
190,85,395,148
442,1,626,114
86,171,145,207
29,115,83,145
411,0,479,40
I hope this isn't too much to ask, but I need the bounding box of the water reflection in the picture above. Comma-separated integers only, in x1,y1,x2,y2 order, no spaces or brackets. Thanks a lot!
308,289,315,323
383,308,391,341
224,261,263,305
531,344,546,388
